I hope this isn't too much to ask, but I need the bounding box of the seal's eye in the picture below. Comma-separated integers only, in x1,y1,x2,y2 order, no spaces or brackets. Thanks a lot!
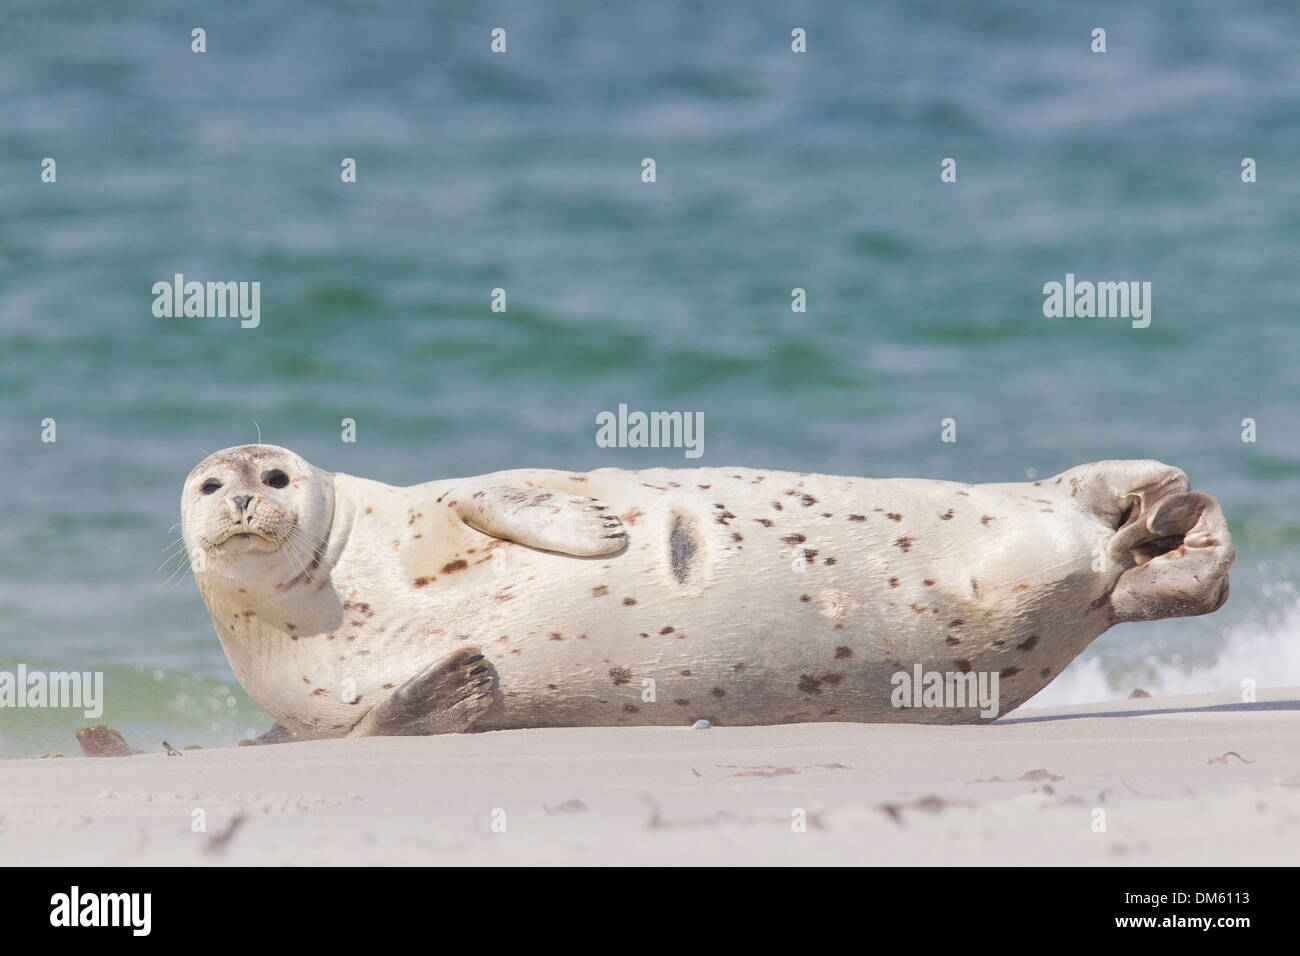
200,479,222,495
262,469,290,489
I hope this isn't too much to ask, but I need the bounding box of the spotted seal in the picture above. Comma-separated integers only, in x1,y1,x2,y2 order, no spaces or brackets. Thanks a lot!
181,446,1233,733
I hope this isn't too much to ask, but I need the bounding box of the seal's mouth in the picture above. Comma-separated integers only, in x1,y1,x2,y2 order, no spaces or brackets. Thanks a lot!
209,530,276,550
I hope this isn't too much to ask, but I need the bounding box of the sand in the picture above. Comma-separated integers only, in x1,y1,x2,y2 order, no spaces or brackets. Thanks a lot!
2,687,1298,866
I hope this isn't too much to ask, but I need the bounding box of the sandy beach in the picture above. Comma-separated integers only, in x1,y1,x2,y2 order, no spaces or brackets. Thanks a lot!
2,686,1297,866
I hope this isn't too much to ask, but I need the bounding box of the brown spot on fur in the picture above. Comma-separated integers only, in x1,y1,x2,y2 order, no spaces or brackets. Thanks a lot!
413,577,431,588
783,533,806,546
569,475,587,482
732,532,744,542
732,663,746,671
754,518,774,527
909,603,927,614
798,675,823,695
993,640,1006,647
311,688,327,697
886,512,902,522
894,536,914,552
825,557,837,565
772,501,784,511
1018,634,1040,651
660,626,675,634
622,596,637,606
1040,667,1051,678
712,688,726,698
923,579,935,586
619,507,645,526
591,585,610,597
549,632,563,641
954,659,972,673
800,594,811,602
441,559,468,574
364,506,373,514
623,703,639,713
949,618,964,627
1012,584,1029,593
848,514,866,522
889,577,900,588
803,549,818,563
801,494,817,506
945,636,961,646
980,515,996,526
1070,477,1082,497
835,646,852,659
1000,666,1021,678
680,669,692,676
609,667,631,685
673,699,691,706
697,484,711,490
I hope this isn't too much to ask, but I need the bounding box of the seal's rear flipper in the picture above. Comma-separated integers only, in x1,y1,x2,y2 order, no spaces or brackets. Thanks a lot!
349,647,495,737
1103,473,1235,623
455,485,627,556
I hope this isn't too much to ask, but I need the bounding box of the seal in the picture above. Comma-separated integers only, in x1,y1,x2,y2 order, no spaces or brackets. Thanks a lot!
182,445,1234,733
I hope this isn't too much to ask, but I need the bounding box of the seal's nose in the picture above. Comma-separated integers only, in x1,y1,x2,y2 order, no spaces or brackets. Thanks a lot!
232,494,253,514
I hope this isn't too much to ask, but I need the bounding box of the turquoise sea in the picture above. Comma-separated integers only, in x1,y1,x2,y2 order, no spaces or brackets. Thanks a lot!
2,0,1298,756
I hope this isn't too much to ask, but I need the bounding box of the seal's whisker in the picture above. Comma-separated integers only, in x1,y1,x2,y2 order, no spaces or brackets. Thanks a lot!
159,550,193,586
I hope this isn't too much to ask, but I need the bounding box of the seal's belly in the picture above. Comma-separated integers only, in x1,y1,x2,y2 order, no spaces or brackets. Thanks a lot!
436,467,1108,728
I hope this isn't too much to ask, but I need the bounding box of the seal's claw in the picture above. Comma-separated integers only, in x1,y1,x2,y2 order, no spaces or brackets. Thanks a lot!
348,646,496,737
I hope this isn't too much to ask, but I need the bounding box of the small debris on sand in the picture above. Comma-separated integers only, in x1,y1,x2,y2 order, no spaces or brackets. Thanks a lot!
75,726,138,758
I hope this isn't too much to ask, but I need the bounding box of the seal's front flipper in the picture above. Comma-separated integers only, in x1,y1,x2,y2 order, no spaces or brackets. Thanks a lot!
239,723,298,746
455,485,627,556
349,647,495,737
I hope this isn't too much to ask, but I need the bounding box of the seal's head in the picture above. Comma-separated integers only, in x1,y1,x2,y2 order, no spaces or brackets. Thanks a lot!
182,444,334,589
